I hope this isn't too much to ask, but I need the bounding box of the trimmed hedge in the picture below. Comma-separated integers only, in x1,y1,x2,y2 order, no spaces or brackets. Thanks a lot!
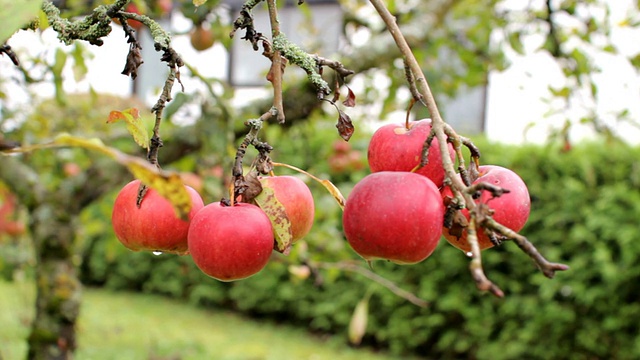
80,140,640,359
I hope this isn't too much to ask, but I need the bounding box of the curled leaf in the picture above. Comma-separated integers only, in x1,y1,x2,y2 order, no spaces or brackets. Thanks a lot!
121,44,144,79
107,108,150,150
343,86,356,107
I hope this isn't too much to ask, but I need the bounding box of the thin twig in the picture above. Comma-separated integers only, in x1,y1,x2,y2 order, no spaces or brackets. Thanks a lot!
467,216,504,297
266,0,285,123
314,261,428,307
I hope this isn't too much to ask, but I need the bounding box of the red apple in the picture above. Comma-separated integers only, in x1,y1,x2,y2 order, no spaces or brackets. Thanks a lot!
367,119,455,188
442,165,531,252
343,171,444,264
111,180,204,255
259,175,315,242
188,202,274,281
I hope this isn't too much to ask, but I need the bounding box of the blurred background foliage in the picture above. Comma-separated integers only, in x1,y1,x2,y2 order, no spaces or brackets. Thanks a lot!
4,105,639,358
2,0,640,358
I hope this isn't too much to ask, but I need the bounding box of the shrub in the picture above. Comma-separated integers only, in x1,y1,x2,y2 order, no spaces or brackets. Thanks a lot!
77,140,640,359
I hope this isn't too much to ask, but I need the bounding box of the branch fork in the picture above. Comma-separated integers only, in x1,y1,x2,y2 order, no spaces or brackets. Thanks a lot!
369,0,568,296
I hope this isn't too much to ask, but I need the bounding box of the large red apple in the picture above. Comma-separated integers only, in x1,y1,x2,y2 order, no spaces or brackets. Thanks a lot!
111,180,204,255
367,119,455,188
259,175,314,242
188,202,274,281
343,171,444,264
442,165,531,252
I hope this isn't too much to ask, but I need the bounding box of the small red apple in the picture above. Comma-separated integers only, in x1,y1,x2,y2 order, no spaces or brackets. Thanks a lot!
154,0,173,17
343,171,444,264
63,162,82,177
188,202,274,281
442,165,531,252
190,25,215,51
111,180,204,255
367,119,455,188
179,172,203,194
112,3,144,30
259,175,315,242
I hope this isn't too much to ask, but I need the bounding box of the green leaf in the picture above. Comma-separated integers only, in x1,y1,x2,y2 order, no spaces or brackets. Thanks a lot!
254,186,293,254
0,0,42,42
71,43,91,82
507,31,525,55
107,108,150,150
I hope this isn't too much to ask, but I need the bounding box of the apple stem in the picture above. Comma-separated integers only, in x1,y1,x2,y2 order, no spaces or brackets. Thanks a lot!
403,58,425,130
232,112,273,201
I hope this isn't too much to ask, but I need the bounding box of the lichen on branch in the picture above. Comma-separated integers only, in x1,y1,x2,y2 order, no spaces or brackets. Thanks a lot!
41,0,113,46
272,33,330,97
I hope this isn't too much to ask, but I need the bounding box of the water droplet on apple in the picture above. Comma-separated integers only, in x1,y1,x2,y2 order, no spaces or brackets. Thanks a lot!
465,252,473,257
153,251,162,256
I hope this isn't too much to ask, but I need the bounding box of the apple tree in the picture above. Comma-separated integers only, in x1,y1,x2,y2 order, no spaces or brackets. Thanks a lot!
2,0,638,358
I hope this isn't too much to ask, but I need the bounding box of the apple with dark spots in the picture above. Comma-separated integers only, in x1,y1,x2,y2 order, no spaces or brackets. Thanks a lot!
259,175,315,242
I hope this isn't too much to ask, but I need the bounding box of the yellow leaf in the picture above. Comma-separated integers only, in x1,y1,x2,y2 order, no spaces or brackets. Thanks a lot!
254,186,293,254
348,297,369,345
54,133,113,156
107,108,149,150
2,133,190,219
123,159,192,220
271,162,345,210
318,179,345,210
193,0,207,6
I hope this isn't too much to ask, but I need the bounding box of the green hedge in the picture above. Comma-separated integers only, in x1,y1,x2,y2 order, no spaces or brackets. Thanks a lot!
79,140,640,359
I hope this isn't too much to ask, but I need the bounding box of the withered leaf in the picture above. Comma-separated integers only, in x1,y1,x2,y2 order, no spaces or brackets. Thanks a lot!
121,45,144,79
336,109,355,141
343,86,356,107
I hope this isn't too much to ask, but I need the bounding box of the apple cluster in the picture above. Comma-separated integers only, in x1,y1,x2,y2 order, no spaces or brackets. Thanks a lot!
111,176,315,282
111,119,531,281
343,119,531,264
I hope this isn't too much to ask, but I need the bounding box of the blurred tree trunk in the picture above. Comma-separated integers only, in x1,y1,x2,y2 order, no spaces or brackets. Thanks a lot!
27,200,80,360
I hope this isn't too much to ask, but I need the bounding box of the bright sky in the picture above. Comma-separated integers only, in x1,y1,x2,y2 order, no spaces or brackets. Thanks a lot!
2,1,640,144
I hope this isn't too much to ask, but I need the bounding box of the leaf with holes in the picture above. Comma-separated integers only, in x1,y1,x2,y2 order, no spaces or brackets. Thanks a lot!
254,186,293,254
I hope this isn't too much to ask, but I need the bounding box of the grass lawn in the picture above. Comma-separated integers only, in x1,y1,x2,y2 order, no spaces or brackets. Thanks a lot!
0,280,407,360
